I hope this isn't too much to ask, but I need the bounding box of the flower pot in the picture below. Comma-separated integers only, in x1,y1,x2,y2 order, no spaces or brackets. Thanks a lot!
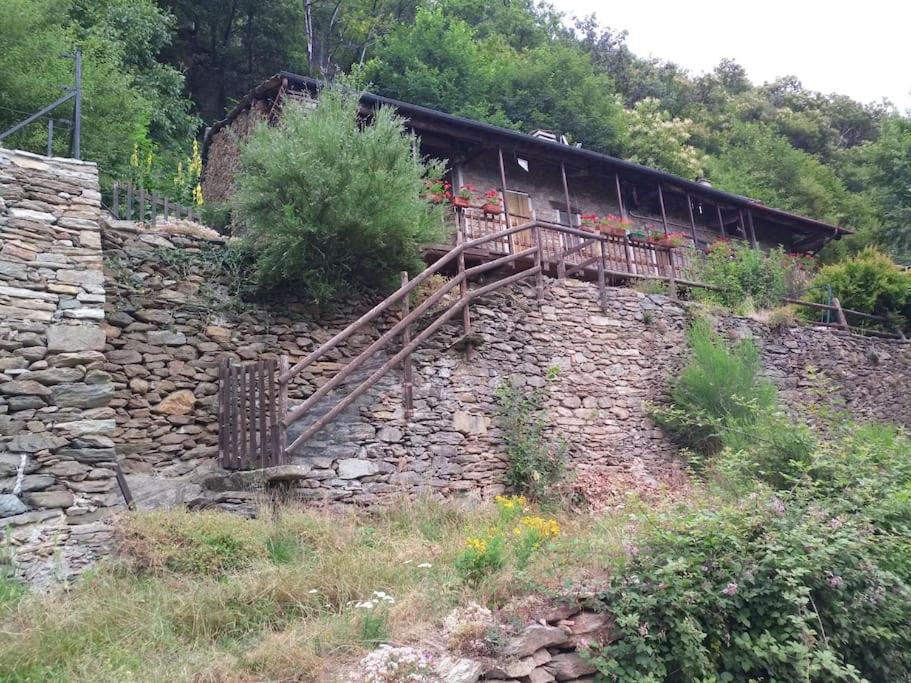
481,203,503,215
602,227,627,238
452,196,471,209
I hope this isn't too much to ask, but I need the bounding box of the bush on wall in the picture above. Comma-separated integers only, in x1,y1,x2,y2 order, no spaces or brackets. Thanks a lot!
233,80,445,303
695,240,792,313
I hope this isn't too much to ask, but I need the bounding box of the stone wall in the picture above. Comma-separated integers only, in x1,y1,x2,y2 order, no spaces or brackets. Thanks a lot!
0,150,116,584
98,225,911,511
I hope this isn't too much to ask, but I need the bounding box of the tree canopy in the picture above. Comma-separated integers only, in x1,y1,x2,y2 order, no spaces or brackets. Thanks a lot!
0,0,907,262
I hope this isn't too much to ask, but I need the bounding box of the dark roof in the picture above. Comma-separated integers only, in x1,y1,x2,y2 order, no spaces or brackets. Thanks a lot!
204,71,852,237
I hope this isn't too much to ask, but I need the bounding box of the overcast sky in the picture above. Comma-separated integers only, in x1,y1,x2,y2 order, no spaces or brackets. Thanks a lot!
555,0,910,111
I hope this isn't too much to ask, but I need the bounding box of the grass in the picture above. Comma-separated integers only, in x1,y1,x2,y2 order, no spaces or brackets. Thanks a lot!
0,497,636,682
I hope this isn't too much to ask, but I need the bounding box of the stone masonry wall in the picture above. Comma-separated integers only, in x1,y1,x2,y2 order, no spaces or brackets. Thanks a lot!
98,225,911,510
0,150,116,585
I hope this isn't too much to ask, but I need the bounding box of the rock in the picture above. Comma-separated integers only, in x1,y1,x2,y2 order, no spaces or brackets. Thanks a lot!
262,464,313,482
7,396,47,411
0,494,28,517
452,410,489,435
505,625,569,658
377,426,402,442
50,383,113,408
23,490,74,509
47,350,106,367
8,432,67,453
56,447,117,464
107,349,143,364
0,380,51,397
529,668,556,683
337,458,379,479
0,474,55,493
134,309,173,324
147,330,186,346
19,367,85,385
152,389,195,415
544,653,597,680
47,324,106,352
436,656,484,683
567,611,612,635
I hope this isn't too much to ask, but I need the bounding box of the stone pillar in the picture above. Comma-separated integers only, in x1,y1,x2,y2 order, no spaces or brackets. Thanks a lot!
0,149,115,585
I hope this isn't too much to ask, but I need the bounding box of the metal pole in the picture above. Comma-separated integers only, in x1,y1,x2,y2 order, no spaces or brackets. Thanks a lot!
72,49,82,159
0,91,74,143
46,119,54,157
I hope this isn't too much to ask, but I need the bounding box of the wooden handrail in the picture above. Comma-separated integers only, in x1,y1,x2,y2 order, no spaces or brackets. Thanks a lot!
284,263,541,453
279,220,538,384
282,243,540,427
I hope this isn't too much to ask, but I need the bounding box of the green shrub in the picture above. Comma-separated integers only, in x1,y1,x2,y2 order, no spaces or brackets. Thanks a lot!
233,79,445,303
587,491,911,682
198,201,233,233
718,412,817,489
495,375,566,502
454,535,505,585
651,320,776,456
807,247,911,331
696,240,791,312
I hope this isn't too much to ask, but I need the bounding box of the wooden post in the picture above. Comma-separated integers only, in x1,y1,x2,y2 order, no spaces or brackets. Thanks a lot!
456,214,473,358
614,173,626,219
532,223,544,302
667,248,678,300
497,147,515,257
560,161,573,226
623,234,635,275
163,197,169,222
400,271,414,418
151,194,157,229
597,240,607,311
138,187,145,226
257,360,268,469
126,184,133,222
716,204,727,238
832,297,849,331
112,182,120,219
657,184,669,236
277,355,289,458
686,193,698,245
747,210,758,247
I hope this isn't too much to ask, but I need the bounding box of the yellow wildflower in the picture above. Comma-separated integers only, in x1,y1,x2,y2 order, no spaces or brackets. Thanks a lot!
465,537,487,553
515,515,560,539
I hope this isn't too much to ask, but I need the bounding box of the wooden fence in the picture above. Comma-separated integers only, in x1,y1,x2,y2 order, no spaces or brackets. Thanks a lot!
217,358,285,470
111,182,200,225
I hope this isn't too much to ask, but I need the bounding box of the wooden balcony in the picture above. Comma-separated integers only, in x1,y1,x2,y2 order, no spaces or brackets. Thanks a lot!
425,207,703,285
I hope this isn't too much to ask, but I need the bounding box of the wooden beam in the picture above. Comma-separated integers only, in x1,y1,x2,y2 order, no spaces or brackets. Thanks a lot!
560,161,573,226
614,173,626,219
497,147,515,256
716,204,727,238
747,210,758,247
657,184,669,236
686,193,698,245
400,271,414,419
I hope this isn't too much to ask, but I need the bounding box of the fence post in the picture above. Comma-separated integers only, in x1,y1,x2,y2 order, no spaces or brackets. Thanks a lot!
151,194,157,229
112,182,120,219
126,184,133,221
400,271,414,418
277,355,289,459
456,214,473,359
532,223,544,302
623,234,635,275
163,197,169,222
598,239,607,311
832,297,849,331
667,247,678,300
138,187,145,226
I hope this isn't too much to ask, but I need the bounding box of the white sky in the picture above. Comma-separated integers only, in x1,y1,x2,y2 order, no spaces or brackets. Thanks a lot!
554,0,910,111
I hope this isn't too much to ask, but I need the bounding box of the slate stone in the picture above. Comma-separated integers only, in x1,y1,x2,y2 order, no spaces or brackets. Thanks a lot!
55,447,117,464
19,367,85,385
0,494,28,517
23,490,74,509
8,432,67,453
47,324,106,352
6,395,47,411
50,382,114,409
338,458,379,479
106,349,142,364
146,330,186,346
0,379,51,397
0,474,55,493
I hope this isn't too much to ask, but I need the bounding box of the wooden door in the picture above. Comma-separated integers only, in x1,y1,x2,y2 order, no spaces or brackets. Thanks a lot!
218,358,285,470
507,191,534,249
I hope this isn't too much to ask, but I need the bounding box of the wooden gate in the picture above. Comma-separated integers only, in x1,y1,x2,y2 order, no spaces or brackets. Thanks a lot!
217,358,285,470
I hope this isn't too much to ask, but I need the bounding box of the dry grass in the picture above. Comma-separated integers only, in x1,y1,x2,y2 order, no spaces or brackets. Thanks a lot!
0,497,640,682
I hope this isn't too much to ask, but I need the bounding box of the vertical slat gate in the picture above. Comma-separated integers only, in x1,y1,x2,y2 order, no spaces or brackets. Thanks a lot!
217,358,285,470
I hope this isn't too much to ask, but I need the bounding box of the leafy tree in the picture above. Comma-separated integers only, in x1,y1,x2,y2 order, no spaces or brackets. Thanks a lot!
0,0,171,180
623,98,704,178
233,81,444,302
866,116,911,261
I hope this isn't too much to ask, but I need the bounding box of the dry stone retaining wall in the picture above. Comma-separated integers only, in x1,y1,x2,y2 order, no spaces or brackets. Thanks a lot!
98,226,911,510
0,150,116,585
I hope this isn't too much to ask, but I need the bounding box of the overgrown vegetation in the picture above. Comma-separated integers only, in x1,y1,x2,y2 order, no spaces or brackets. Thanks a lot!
599,320,911,681
694,239,793,313
807,247,911,333
494,371,567,503
233,81,445,302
